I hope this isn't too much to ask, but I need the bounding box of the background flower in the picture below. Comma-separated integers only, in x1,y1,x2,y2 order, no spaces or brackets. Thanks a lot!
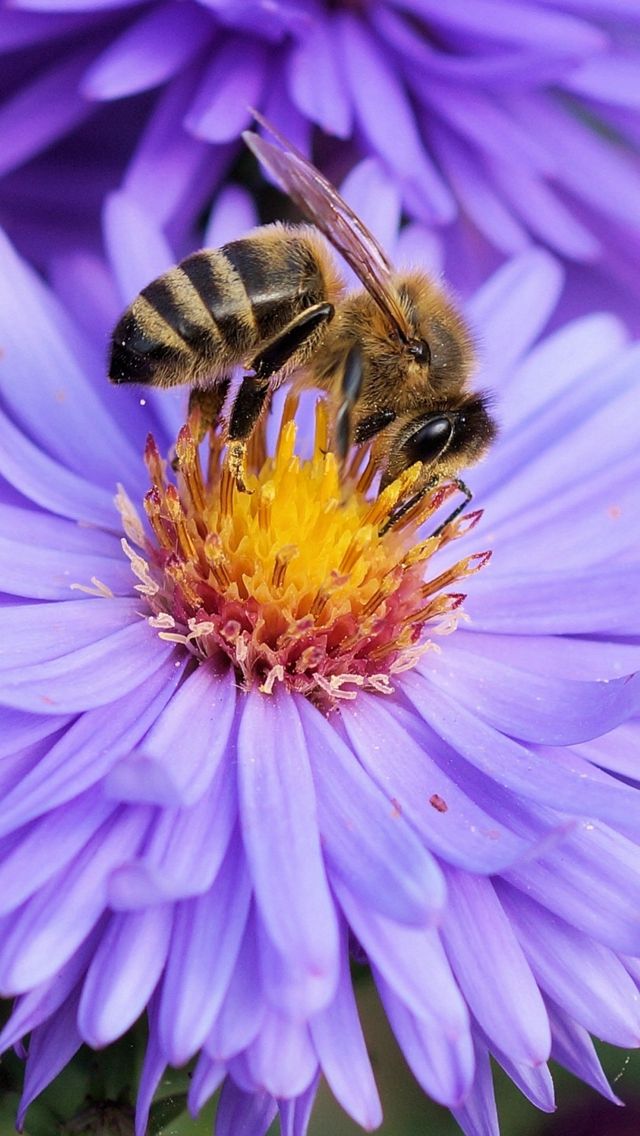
0,179,639,1135
1,0,640,325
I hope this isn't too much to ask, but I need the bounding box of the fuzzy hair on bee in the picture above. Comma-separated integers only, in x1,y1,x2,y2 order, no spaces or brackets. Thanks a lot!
108,113,496,519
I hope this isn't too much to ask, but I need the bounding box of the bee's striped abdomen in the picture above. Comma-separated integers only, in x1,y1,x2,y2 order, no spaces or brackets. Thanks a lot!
108,225,339,391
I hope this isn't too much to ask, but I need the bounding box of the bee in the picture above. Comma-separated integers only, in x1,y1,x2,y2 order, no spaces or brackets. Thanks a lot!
109,114,496,524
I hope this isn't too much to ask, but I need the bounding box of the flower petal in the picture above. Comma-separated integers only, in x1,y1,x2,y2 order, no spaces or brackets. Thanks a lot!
441,868,550,1066
82,2,213,100
237,690,339,1014
0,229,142,488
0,789,116,915
158,837,251,1065
0,617,177,714
547,998,620,1104
310,927,382,1130
336,883,468,1033
498,884,640,1046
297,695,444,924
108,760,237,908
127,662,237,806
504,822,640,955
376,974,474,1107
18,990,82,1128
341,694,528,872
78,905,173,1046
0,406,117,527
287,14,352,138
0,806,149,993
186,37,268,142
205,906,265,1061
214,1079,277,1136
246,1009,318,1099
0,655,184,838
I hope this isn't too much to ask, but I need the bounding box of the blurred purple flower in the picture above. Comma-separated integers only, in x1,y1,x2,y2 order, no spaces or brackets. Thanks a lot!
1,181,640,1136
1,0,640,318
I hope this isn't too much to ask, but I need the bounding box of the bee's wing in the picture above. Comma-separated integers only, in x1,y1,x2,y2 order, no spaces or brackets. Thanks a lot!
243,115,412,342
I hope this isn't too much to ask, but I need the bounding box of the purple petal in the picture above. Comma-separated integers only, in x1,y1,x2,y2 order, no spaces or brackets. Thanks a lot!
488,1039,555,1111
18,990,82,1128
78,905,173,1046
278,1077,320,1136
441,867,550,1065
0,48,94,177
246,1009,318,1099
215,1079,277,1136
336,883,468,1032
423,85,554,176
496,312,629,433
336,13,455,224
485,158,601,260
0,618,176,715
237,689,339,1014
108,759,237,908
0,596,139,671
205,906,265,1061
0,789,116,915
428,122,529,256
297,695,444,924
412,646,640,744
511,91,640,229
0,925,100,1052
403,0,605,53
158,839,251,1065
0,708,71,761
188,1053,226,1116
0,406,118,527
123,71,230,228
466,250,563,389
130,663,236,806
0,654,184,838
310,926,382,1129
376,973,474,1106
135,1000,166,1136
0,530,132,601
341,694,528,872
451,1037,499,1136
103,189,176,304
547,998,621,1104
287,13,352,138
0,230,142,489
186,37,268,142
497,883,640,1045
504,822,640,955
0,805,149,993
82,3,213,100
204,185,258,248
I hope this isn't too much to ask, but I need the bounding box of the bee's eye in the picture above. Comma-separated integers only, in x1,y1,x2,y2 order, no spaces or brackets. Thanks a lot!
407,338,431,366
404,415,452,465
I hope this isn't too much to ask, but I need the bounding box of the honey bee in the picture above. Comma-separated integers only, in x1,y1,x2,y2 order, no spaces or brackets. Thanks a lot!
109,114,495,525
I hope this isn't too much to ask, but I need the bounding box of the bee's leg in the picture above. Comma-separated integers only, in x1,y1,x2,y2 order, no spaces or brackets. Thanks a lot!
227,376,271,492
379,478,473,538
188,379,231,442
334,345,364,462
251,302,335,380
430,479,473,537
226,302,335,491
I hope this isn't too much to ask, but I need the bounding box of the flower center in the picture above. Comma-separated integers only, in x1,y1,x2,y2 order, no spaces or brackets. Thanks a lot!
119,393,489,709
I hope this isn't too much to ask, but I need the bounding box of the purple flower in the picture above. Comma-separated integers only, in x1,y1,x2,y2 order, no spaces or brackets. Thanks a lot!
1,1,640,320
1,184,640,1136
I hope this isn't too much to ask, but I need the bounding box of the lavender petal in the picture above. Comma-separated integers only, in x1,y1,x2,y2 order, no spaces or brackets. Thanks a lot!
237,689,339,1012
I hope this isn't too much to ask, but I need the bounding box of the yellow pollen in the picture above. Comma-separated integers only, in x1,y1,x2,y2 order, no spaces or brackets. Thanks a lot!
123,396,490,707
